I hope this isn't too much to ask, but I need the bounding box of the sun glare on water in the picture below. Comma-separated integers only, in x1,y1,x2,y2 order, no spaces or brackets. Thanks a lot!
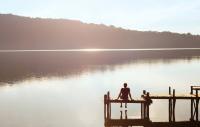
82,48,104,52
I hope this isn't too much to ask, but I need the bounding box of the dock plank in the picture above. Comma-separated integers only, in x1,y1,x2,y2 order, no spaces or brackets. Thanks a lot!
109,99,146,103
147,94,200,99
192,86,200,90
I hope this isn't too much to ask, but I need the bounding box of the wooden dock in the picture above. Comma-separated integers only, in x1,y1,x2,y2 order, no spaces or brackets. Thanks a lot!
104,86,200,127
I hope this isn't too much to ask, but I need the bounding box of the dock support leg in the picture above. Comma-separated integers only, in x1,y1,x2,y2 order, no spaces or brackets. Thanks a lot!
172,89,176,122
107,92,110,120
147,104,149,120
195,90,199,121
109,103,111,119
141,103,144,119
168,86,172,122
120,110,122,119
196,98,199,121
144,92,150,120
172,98,176,122
104,95,107,121
191,99,194,121
144,103,146,119
169,98,172,122
190,86,194,121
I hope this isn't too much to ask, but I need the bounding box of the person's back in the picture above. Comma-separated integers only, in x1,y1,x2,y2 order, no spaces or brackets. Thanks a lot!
120,87,130,100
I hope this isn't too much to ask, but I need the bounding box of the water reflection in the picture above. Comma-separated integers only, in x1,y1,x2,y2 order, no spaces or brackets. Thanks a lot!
0,51,200,127
1,50,200,83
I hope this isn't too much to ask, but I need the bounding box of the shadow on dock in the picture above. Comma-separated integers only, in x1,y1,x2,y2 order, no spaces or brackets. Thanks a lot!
104,86,200,127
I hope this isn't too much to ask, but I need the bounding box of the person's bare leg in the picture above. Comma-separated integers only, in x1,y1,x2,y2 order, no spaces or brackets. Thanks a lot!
125,110,127,119
120,110,123,119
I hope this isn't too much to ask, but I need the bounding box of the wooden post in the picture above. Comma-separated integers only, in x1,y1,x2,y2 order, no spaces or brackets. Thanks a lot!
141,103,143,119
146,92,150,120
143,90,147,119
104,94,107,121
141,91,145,119
172,89,176,122
144,101,147,118
169,86,172,122
109,102,111,119
196,90,199,121
191,86,193,94
169,86,171,95
107,92,110,120
141,103,146,119
169,99,172,122
191,86,194,121
143,90,146,95
196,99,199,121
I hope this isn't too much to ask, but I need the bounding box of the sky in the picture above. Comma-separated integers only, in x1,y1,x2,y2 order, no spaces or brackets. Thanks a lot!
0,0,200,35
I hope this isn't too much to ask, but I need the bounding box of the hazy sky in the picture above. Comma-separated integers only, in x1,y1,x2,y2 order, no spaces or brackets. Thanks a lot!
0,0,200,34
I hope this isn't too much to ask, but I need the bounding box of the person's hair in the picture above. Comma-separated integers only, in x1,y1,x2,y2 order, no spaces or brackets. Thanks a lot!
123,83,127,87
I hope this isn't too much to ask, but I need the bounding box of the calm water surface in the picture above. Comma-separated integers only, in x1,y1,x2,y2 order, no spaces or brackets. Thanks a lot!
0,50,200,127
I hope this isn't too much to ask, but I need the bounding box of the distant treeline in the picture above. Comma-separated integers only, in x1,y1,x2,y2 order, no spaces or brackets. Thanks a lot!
0,14,200,49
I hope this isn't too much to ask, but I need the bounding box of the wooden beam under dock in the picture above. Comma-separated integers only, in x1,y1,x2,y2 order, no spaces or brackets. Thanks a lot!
105,119,200,127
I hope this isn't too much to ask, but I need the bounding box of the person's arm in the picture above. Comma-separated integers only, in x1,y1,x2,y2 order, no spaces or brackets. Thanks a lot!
128,88,133,100
117,89,122,100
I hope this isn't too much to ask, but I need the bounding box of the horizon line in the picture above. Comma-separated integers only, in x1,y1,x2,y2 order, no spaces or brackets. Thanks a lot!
1,48,200,52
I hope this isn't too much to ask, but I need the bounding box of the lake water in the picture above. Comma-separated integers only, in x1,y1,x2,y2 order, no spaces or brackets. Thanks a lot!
0,50,200,127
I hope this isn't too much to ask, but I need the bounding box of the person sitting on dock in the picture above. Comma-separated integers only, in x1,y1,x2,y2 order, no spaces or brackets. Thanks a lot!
116,83,133,108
